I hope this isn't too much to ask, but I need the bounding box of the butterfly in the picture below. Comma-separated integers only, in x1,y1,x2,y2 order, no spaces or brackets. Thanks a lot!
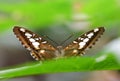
13,26,105,61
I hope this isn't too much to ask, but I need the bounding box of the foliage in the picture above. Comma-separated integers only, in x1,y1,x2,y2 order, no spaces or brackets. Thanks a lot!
0,0,120,33
0,52,119,79
0,0,120,79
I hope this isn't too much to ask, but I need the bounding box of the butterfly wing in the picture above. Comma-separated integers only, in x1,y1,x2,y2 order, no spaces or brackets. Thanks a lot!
13,26,56,60
64,27,105,56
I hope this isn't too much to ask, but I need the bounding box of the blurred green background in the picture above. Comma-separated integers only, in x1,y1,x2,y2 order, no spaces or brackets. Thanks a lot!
0,0,120,81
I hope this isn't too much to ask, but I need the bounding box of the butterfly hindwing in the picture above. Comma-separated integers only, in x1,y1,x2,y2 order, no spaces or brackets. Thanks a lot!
64,27,105,56
13,26,56,60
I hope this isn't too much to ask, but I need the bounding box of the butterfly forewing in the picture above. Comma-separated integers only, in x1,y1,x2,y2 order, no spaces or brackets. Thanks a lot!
13,26,105,60
13,26,56,60
64,27,105,56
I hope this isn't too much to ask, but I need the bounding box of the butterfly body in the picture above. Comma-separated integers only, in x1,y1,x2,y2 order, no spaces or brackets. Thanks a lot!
13,26,105,61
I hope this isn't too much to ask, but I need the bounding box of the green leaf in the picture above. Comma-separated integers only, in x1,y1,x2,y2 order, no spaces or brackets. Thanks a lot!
0,0,120,33
83,0,120,26
0,0,71,33
0,52,119,79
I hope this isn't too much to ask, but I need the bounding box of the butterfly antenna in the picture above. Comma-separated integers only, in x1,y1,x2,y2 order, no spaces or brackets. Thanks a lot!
43,35,59,46
61,33,74,45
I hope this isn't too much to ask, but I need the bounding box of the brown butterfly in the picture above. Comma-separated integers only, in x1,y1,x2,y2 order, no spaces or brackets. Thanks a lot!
13,26,105,61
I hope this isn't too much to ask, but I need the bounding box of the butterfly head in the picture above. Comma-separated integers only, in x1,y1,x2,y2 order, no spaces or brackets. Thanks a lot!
56,46,63,53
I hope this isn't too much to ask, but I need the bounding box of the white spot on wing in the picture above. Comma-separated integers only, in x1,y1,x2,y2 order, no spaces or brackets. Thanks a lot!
30,52,39,60
32,56,36,59
25,32,32,38
94,28,99,32
29,38,36,42
87,33,94,38
79,42,86,49
40,50,45,53
33,34,35,36
73,49,78,53
20,28,25,32
78,37,81,40
32,42,40,46
30,53,33,56
39,37,42,40
22,44,25,47
42,41,47,44
83,38,89,42
73,41,78,43
35,58,39,60
81,38,84,40
32,42,40,49
27,47,31,51
35,38,39,40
